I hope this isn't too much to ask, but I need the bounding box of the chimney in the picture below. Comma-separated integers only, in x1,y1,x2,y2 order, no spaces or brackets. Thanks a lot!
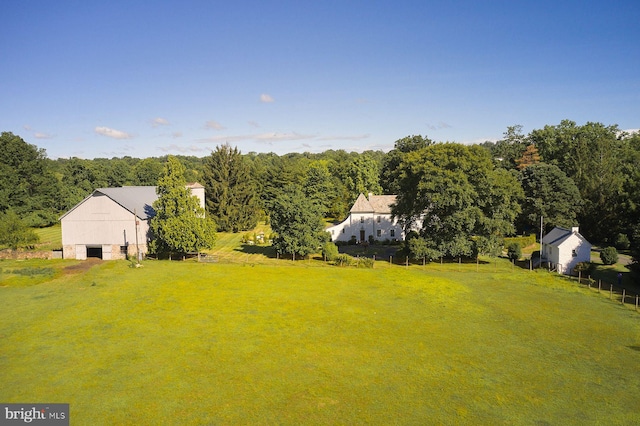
571,226,579,234
368,192,373,200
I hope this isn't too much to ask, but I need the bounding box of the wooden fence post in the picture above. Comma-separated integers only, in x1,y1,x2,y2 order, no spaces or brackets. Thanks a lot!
636,295,639,312
622,289,626,305
598,279,601,293
610,284,613,300
390,255,392,264
405,256,408,268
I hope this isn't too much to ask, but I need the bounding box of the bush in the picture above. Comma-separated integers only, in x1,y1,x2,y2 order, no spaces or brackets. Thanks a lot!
600,246,618,265
333,254,353,267
322,242,339,261
355,257,374,269
574,261,595,275
504,234,536,249
615,233,630,250
506,242,522,261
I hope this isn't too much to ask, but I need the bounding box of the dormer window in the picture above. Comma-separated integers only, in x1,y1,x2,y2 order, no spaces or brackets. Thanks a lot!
360,217,364,223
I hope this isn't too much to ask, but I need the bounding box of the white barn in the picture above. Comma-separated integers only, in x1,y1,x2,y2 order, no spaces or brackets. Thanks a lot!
60,183,205,260
541,226,591,275
327,193,405,243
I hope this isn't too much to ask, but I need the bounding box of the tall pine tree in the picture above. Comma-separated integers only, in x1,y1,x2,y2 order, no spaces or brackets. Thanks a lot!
202,144,259,232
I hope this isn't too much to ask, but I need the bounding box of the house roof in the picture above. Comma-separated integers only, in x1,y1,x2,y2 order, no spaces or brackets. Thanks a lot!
350,193,397,214
350,193,374,212
369,195,396,214
542,226,590,247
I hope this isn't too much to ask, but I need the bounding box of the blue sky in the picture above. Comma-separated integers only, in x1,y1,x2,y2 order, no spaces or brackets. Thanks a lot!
1,0,638,159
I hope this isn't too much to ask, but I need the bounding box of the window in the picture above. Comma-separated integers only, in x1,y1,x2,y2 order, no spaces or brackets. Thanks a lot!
360,217,364,223
377,230,381,237
342,228,345,233
120,245,128,255
390,230,395,237
572,249,577,257
377,216,381,223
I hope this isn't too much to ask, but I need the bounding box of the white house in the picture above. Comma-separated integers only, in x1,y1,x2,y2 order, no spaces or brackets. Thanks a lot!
326,193,405,243
541,226,591,275
60,183,205,260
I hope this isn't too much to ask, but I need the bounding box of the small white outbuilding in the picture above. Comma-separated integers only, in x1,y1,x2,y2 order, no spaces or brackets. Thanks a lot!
541,226,591,275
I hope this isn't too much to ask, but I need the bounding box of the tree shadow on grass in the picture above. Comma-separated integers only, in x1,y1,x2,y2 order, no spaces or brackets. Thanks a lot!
233,244,277,259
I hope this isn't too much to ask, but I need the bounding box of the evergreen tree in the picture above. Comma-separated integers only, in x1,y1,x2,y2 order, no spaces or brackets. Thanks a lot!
202,144,259,232
149,156,216,256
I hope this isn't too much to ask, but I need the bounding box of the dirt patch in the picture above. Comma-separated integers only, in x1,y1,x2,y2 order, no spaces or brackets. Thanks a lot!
64,258,102,273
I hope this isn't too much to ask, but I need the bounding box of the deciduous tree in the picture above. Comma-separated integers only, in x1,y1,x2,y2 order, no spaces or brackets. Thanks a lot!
269,184,326,260
149,156,216,256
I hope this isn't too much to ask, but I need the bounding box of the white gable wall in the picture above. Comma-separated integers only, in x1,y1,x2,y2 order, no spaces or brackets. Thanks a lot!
62,193,149,260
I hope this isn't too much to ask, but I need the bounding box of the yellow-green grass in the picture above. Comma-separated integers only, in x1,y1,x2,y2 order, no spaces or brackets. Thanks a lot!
1,258,639,424
33,223,62,250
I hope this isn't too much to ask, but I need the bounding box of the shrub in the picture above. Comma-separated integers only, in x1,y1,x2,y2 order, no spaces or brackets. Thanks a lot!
600,246,618,265
355,257,375,269
574,261,595,275
333,254,353,267
615,233,630,250
506,242,522,261
322,242,339,261
504,234,536,249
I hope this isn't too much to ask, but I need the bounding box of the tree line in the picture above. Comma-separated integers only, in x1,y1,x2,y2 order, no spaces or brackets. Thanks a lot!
1,121,639,267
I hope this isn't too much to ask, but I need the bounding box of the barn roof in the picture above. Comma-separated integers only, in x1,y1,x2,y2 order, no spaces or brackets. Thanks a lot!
96,186,159,220
59,186,159,221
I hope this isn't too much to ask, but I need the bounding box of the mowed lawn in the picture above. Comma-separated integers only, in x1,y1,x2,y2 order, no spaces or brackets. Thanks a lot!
1,259,640,424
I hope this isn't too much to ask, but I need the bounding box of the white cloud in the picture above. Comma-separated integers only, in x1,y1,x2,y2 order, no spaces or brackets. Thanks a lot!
426,121,453,131
316,134,370,141
158,144,207,153
152,117,170,127
23,125,32,131
172,131,183,138
198,132,315,145
205,120,226,130
34,132,53,139
248,120,260,128
254,132,313,142
260,93,275,103
95,126,132,139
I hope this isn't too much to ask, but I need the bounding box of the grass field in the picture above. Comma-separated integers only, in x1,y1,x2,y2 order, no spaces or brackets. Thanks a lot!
1,255,639,424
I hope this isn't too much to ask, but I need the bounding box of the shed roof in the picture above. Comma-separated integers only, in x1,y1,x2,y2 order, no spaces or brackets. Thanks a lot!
542,226,589,247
